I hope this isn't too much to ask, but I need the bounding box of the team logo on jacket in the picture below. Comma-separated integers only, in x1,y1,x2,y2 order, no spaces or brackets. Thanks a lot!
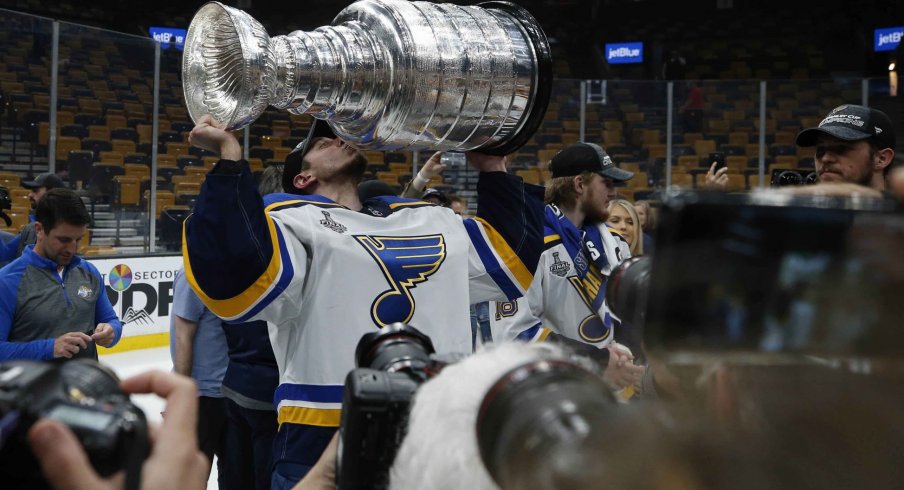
77,285,94,299
319,211,347,234
549,252,571,277
355,234,446,327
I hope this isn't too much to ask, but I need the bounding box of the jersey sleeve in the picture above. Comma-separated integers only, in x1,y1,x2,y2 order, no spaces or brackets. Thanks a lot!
182,160,307,324
463,172,544,302
0,259,54,361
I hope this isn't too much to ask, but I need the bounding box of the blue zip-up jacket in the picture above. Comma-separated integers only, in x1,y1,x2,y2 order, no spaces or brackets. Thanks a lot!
0,246,123,361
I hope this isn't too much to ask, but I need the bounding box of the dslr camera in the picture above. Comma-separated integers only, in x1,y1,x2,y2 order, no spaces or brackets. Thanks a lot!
0,359,149,489
337,322,461,489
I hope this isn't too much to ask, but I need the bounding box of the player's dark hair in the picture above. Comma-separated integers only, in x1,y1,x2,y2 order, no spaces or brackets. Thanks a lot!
35,188,91,232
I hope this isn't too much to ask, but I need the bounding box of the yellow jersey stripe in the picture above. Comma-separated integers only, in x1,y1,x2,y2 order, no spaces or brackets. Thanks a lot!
278,406,342,428
537,328,553,342
182,210,285,319
474,217,533,291
389,201,432,209
544,234,561,244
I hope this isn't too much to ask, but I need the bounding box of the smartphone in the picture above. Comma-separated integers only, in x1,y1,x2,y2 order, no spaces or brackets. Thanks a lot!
709,152,726,171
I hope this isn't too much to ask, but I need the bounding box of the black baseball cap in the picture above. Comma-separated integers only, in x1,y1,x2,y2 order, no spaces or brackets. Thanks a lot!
421,187,451,206
548,143,634,182
282,119,338,193
22,172,65,190
796,104,896,149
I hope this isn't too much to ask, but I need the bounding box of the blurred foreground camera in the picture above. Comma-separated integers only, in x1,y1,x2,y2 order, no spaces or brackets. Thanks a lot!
0,359,149,490
476,358,616,489
337,323,461,489
771,168,817,187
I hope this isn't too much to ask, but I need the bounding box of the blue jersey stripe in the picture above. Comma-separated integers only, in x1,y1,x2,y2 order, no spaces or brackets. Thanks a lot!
274,383,345,405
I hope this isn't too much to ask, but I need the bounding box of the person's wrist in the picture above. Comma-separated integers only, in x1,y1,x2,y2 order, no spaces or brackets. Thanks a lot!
413,172,430,188
220,139,242,161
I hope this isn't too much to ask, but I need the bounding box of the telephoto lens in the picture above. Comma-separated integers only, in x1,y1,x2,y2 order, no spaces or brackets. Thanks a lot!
605,255,652,329
476,359,617,490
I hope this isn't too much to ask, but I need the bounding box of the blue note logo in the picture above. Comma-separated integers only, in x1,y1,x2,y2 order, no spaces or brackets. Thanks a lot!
356,234,446,327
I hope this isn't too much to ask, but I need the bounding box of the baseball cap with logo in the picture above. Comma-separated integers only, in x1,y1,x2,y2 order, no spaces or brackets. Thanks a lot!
796,104,896,149
548,142,634,182
282,119,339,193
21,172,65,190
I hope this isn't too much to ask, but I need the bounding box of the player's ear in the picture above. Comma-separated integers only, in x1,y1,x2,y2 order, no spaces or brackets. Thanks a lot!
293,171,317,191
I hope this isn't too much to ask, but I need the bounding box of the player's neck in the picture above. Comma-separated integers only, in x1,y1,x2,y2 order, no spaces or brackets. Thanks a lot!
316,182,363,211
559,203,586,229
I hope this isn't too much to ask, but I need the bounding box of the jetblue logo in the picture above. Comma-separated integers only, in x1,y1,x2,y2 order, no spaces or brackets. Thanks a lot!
605,42,643,64
874,27,904,52
148,27,187,51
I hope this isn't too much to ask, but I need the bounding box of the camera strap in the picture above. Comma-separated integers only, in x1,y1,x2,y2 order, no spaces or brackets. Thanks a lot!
122,415,149,490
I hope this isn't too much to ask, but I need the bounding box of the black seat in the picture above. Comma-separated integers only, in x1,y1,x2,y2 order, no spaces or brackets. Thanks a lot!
159,206,191,251
86,163,125,203
67,151,95,188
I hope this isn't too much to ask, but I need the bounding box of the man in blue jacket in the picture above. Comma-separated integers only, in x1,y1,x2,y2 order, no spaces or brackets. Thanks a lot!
0,188,122,361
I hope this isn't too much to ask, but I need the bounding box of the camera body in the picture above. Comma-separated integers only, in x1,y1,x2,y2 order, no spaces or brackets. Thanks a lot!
0,360,148,488
337,323,458,490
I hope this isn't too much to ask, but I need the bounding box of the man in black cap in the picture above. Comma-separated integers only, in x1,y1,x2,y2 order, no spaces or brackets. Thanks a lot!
796,104,896,191
421,187,451,207
0,173,65,263
21,172,65,208
489,142,646,392
184,114,544,488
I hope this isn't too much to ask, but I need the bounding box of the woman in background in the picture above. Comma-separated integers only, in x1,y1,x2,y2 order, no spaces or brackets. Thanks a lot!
607,199,643,256
633,199,657,254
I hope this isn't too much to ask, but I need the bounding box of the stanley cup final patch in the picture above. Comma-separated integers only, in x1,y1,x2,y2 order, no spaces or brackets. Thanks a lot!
549,252,571,277
320,211,347,234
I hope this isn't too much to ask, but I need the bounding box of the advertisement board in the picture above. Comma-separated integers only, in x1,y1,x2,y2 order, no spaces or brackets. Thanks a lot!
91,255,183,353
605,42,644,64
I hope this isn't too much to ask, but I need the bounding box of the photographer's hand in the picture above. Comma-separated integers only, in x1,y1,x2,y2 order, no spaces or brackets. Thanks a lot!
28,370,208,490
188,114,242,161
53,332,91,358
91,323,116,348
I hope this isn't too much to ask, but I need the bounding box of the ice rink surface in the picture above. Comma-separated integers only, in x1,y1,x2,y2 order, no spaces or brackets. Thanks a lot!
101,347,219,490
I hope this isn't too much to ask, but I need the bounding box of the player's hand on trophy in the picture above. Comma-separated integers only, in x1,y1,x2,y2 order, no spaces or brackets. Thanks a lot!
465,151,507,173
188,114,242,161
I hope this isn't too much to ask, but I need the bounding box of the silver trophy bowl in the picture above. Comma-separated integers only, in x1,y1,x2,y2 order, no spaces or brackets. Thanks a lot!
182,0,551,154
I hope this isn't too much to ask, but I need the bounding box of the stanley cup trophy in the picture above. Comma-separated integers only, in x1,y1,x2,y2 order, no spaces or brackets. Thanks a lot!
182,0,551,154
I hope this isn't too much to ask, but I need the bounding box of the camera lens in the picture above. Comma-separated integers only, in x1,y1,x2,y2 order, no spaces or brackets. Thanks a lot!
476,360,615,489
605,256,652,327
355,322,436,372
805,171,818,184
775,170,803,186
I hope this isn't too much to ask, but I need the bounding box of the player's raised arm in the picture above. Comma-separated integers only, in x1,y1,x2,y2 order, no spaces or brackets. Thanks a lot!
462,152,545,302
183,117,289,322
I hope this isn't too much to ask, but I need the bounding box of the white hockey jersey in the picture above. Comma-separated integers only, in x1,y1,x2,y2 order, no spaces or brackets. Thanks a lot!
184,165,543,429
489,210,630,348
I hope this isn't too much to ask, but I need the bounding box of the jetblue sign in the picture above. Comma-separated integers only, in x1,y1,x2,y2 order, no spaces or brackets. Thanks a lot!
874,26,904,52
605,42,643,64
149,27,187,51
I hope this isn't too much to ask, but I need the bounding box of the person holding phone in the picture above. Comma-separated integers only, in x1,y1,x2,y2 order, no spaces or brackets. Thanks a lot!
704,152,729,190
